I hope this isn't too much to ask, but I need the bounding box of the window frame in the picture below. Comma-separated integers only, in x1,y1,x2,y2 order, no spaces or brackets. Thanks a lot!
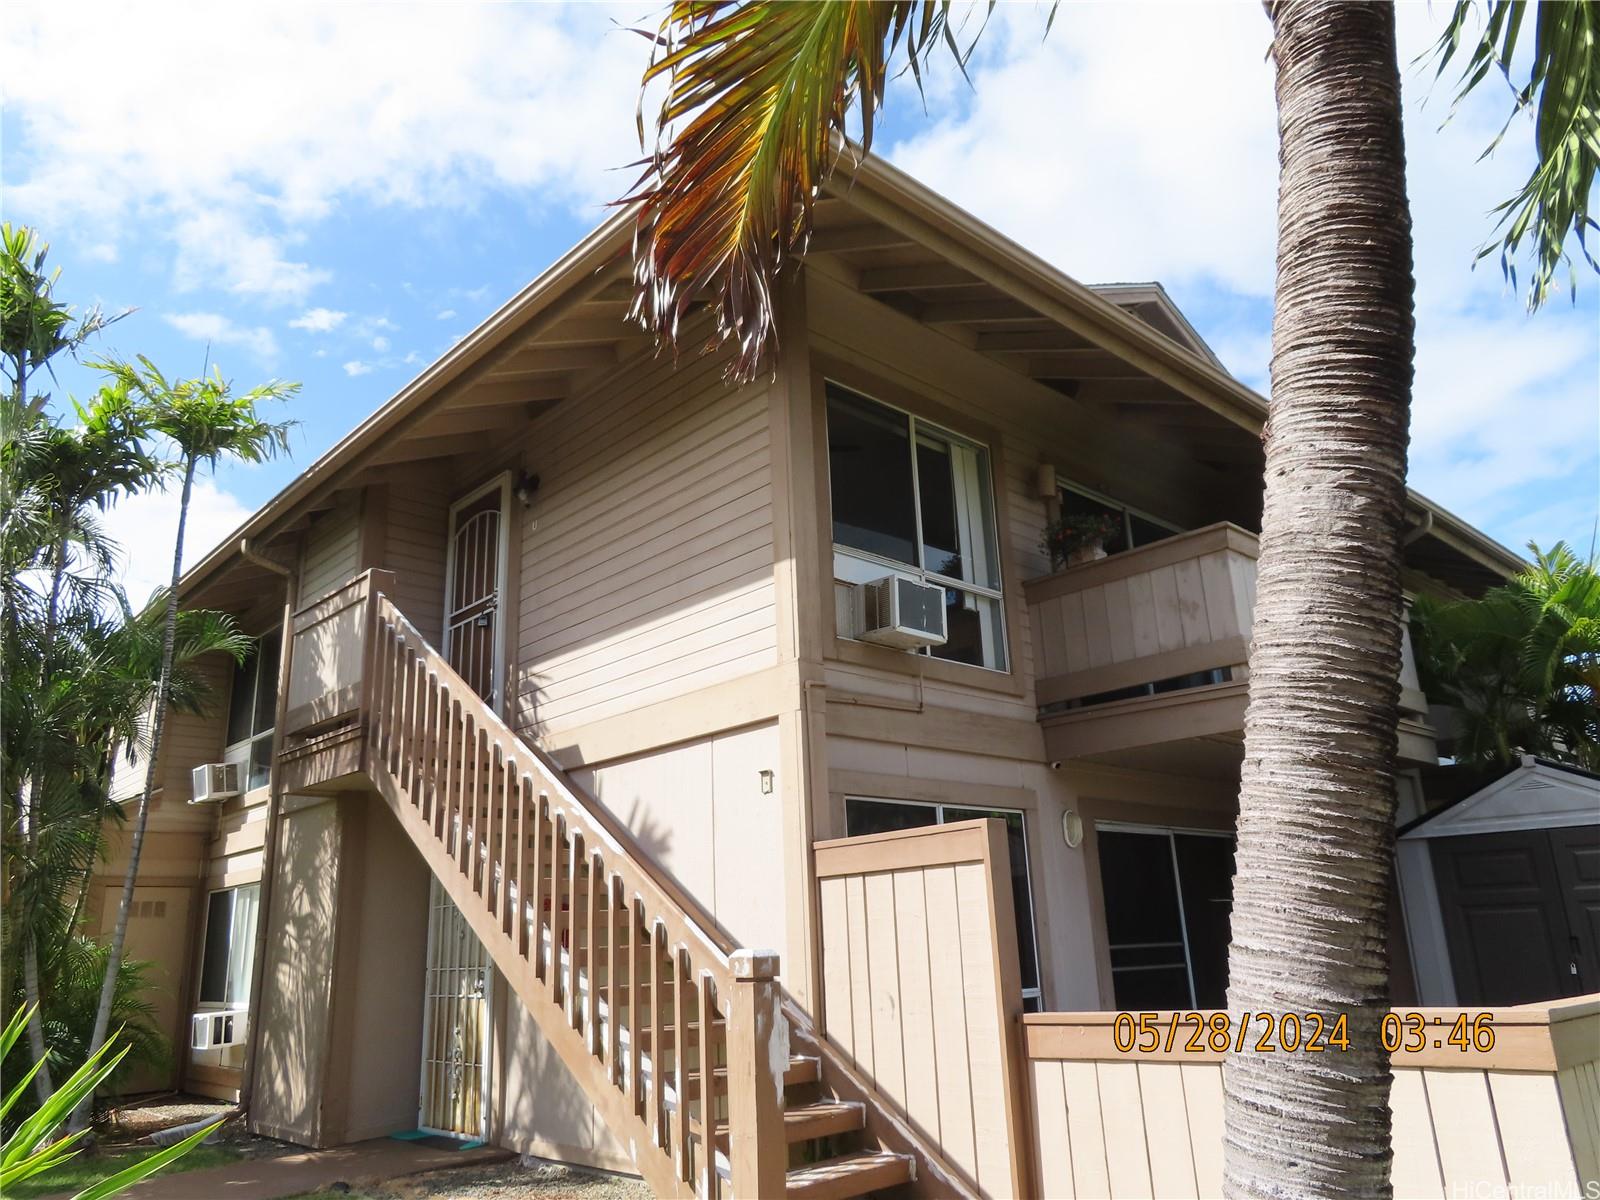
1094,821,1234,1010
1056,478,1181,555
826,380,1010,674
196,882,260,1011
844,794,1043,1010
224,632,280,794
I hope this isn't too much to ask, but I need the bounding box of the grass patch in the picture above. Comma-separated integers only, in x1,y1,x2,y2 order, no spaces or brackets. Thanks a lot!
6,1142,240,1199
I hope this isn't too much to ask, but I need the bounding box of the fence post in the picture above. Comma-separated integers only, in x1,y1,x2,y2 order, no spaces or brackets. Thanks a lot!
725,949,787,1199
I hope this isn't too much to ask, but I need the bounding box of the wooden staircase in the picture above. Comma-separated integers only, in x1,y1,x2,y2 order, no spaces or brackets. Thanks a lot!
282,573,954,1198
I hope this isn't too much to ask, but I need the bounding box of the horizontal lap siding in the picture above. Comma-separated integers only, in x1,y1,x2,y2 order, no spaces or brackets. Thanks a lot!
298,496,361,606
381,474,450,646
514,350,776,738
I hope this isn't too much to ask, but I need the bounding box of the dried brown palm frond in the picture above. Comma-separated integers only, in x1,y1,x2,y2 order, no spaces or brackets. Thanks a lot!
624,1,985,382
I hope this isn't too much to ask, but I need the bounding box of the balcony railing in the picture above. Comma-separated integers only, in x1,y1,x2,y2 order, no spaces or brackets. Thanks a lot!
1024,524,1431,762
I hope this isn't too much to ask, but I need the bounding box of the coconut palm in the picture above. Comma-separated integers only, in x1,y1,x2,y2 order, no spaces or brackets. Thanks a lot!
622,1,1597,1194
71,357,296,1135
1414,541,1600,770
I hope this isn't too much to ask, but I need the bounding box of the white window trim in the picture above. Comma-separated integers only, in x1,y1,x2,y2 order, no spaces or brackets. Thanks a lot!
197,883,259,1012
827,383,1010,673
845,794,1042,1006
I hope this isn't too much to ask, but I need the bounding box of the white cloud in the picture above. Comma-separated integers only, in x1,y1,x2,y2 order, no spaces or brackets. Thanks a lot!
289,307,348,333
101,480,256,608
371,335,390,352
403,351,422,365
163,311,278,362
436,309,457,321
343,360,373,377
3,4,649,300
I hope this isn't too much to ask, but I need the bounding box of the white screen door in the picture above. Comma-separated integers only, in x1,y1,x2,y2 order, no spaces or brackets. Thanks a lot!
419,877,491,1138
421,474,509,1139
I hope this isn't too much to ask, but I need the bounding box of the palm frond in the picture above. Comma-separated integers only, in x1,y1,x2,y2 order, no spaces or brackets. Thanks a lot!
627,1,986,381
1429,1,1600,308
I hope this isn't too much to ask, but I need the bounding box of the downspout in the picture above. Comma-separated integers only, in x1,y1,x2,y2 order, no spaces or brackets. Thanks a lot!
235,537,298,1119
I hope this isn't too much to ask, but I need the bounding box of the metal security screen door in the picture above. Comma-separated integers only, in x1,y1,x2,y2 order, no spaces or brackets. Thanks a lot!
419,877,492,1138
442,476,511,710
420,475,508,1139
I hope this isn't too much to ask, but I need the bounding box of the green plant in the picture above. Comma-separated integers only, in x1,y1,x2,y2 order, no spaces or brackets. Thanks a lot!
1042,512,1123,569
1,1006,219,1199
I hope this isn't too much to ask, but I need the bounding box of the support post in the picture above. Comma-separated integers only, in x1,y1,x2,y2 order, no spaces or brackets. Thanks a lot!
725,949,788,1199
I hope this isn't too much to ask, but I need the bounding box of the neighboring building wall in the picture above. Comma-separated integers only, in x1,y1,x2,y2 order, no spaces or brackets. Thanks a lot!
512,348,777,743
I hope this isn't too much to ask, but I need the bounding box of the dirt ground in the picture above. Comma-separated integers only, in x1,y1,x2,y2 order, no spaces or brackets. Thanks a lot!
99,1094,291,1159
295,1157,651,1200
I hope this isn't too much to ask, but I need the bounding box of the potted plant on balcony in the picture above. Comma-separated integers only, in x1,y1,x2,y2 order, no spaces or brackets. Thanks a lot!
1043,512,1123,570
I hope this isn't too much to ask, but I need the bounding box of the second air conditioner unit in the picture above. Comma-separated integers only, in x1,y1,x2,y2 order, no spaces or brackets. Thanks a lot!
858,575,948,650
190,1009,249,1051
190,762,241,804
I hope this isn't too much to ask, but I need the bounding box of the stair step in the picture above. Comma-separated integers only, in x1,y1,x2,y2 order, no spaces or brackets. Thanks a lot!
783,1100,864,1144
633,1018,725,1051
785,1151,913,1200
682,1055,820,1100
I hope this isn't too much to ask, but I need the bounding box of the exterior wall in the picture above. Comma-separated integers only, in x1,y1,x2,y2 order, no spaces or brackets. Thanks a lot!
299,492,363,605
512,348,777,743
367,470,452,646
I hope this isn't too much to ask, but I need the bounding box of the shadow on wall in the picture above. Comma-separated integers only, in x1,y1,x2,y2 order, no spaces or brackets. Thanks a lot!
252,799,339,1143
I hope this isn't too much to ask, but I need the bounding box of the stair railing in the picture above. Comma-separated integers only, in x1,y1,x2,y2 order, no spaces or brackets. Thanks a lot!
292,570,788,1198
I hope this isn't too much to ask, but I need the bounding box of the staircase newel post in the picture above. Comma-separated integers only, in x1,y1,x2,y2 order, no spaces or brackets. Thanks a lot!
358,569,397,771
725,949,787,1200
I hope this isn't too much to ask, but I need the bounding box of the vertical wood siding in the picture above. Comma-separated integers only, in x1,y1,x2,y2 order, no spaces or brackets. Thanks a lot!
380,473,451,646
513,349,776,738
815,820,1027,1198
1025,1013,1597,1199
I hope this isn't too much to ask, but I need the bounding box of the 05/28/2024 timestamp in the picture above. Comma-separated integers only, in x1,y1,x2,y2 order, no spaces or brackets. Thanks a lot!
1112,1010,1498,1055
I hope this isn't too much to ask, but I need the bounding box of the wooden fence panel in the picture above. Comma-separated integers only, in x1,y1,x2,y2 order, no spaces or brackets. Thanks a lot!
815,820,1027,1199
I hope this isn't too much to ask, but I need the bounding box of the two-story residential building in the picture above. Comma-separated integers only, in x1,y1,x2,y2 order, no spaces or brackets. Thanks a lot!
92,153,1585,1198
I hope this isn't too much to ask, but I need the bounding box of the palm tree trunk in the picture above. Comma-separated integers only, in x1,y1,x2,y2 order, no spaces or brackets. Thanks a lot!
71,455,196,1137
1223,3,1414,1197
19,533,73,1105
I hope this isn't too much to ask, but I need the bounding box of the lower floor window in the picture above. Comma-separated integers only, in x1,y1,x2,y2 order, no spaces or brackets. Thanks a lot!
845,796,1042,1011
1097,826,1235,1009
198,884,260,1007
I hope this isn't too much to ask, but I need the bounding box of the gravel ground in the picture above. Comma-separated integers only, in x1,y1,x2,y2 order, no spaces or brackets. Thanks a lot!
301,1157,651,1199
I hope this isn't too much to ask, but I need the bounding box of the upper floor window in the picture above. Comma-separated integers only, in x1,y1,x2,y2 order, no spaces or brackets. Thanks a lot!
827,383,1007,672
226,632,280,792
1058,481,1179,556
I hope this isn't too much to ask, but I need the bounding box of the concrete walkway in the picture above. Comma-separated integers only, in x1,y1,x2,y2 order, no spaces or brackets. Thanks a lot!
113,1138,512,1200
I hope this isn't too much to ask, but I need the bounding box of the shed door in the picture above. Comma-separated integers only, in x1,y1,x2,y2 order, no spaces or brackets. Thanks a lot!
1432,827,1599,1005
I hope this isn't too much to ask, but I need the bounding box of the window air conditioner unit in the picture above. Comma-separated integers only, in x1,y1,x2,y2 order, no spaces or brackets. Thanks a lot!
190,762,240,804
190,1009,249,1051
858,575,948,650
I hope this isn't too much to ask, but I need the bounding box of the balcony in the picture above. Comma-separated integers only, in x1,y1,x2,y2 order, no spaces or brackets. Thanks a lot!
1024,523,1434,769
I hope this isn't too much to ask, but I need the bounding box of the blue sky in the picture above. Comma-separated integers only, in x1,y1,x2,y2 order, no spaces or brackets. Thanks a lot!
4,2,1596,604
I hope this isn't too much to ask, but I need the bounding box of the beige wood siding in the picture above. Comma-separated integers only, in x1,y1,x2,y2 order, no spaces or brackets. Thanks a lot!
299,493,362,605
815,820,1027,1198
380,473,451,646
513,351,777,738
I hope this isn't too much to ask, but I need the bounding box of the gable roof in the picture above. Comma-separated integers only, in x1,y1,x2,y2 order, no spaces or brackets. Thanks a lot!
1401,756,1600,839
178,149,1526,607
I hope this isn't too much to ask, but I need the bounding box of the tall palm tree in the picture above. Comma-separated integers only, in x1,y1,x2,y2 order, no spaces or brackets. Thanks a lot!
72,357,296,1136
621,1,1597,1194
